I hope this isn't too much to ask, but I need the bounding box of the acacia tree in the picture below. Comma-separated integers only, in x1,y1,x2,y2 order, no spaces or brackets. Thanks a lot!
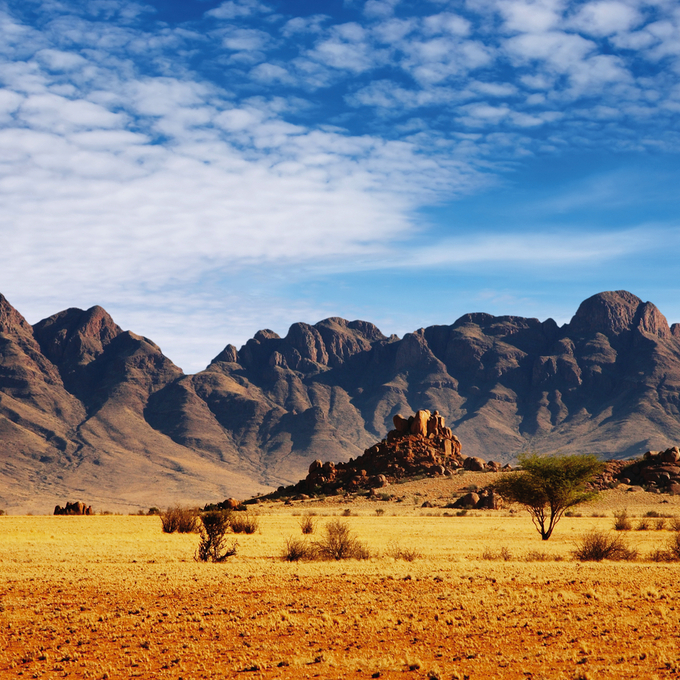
492,453,605,540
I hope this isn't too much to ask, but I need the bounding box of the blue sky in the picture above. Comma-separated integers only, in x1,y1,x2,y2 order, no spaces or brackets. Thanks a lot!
1,0,679,372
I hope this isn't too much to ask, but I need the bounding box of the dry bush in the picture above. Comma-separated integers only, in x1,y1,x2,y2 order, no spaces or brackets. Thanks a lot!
669,517,680,532
655,518,667,531
524,550,561,562
651,531,680,562
195,511,237,562
386,542,421,562
282,537,317,561
298,515,316,535
375,508,385,516
613,509,632,531
160,506,199,534
481,546,512,561
573,530,638,562
636,519,651,531
314,520,369,560
230,512,258,534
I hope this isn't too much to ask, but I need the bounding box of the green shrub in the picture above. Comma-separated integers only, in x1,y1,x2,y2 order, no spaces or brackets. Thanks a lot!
573,530,638,562
195,511,237,562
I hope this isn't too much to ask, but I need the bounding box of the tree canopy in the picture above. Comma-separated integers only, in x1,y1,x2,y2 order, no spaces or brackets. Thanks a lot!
492,453,605,540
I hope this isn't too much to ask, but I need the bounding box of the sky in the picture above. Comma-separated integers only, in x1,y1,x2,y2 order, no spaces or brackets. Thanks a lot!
1,0,679,373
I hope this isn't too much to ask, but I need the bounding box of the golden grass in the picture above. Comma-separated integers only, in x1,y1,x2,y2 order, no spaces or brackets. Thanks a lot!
2,503,680,679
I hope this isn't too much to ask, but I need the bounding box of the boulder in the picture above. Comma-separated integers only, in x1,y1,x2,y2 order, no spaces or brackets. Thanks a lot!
463,457,486,472
392,414,410,432
309,459,322,474
410,409,431,436
661,447,680,464
453,492,480,509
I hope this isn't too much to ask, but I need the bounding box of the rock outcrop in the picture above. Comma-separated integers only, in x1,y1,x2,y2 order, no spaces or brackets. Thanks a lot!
280,410,497,496
54,501,93,515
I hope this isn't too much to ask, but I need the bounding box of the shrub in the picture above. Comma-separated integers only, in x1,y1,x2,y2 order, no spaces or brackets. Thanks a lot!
665,531,680,560
341,508,353,517
670,517,680,532
386,542,421,561
160,506,199,534
655,518,667,531
314,520,369,560
636,519,651,531
195,511,237,562
375,508,385,516
524,550,561,562
573,530,638,562
481,546,512,561
230,512,258,534
282,537,317,561
299,515,316,535
613,509,632,531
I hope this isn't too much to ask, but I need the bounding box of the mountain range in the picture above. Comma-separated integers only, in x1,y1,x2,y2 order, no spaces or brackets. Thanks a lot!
2,290,680,513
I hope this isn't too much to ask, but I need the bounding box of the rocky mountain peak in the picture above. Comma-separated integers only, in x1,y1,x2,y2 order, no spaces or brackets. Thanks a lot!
567,290,670,339
33,305,122,368
0,294,32,335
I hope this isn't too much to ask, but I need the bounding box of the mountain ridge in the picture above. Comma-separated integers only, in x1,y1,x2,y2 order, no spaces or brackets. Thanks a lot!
2,290,680,513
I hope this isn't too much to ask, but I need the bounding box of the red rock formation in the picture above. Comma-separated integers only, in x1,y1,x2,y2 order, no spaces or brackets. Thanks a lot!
287,410,467,495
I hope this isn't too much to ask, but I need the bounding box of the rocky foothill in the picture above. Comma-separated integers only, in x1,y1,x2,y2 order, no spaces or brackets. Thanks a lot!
273,410,504,505
54,501,93,515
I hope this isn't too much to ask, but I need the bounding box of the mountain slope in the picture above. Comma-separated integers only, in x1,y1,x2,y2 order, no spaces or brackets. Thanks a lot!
2,290,680,513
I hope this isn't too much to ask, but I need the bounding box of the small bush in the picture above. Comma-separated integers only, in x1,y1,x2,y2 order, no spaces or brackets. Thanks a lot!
655,518,667,531
282,537,317,561
524,550,562,562
230,512,259,534
314,520,369,560
565,510,582,517
481,546,512,561
613,509,632,531
160,506,199,534
195,511,237,562
375,508,385,516
636,519,651,531
669,517,680,532
299,515,316,535
666,531,680,560
386,542,421,562
644,510,660,518
342,508,353,517
573,530,638,562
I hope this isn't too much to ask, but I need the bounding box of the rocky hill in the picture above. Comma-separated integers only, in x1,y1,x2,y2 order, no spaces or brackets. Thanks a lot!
3,290,680,512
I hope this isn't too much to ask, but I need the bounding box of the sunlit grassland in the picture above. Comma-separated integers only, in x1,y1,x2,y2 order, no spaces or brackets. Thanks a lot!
2,510,680,679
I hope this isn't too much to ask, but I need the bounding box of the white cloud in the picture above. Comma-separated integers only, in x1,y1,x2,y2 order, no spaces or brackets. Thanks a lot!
496,0,567,34
206,0,272,20
570,1,642,37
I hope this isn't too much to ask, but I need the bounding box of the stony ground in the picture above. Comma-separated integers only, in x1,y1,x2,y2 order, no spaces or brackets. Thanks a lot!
3,477,680,679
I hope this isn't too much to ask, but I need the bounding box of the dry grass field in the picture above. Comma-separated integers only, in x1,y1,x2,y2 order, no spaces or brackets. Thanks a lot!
3,479,680,679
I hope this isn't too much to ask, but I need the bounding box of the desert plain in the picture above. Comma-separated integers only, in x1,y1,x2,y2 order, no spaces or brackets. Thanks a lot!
2,476,680,680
